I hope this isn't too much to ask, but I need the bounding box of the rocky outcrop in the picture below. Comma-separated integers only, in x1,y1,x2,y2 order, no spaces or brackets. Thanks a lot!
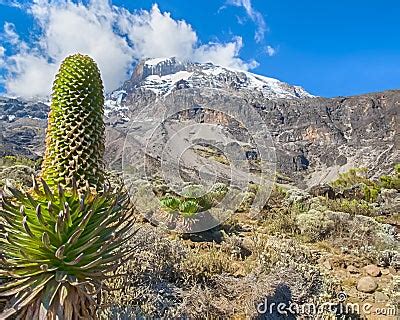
124,58,186,89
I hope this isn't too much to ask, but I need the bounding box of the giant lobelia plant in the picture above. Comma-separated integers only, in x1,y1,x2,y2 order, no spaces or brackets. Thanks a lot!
0,54,135,319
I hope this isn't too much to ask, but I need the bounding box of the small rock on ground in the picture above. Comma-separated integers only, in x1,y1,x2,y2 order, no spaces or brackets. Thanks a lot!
374,291,389,302
364,264,381,277
322,259,332,270
357,276,378,293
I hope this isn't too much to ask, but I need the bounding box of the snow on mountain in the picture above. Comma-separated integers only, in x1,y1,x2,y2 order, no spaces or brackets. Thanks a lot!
105,57,315,118
141,70,193,95
125,57,312,97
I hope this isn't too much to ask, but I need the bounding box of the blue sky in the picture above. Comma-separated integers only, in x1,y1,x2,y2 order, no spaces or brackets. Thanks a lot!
0,0,399,97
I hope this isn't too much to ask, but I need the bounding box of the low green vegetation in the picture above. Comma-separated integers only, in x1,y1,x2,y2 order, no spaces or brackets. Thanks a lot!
331,165,400,202
331,167,373,189
379,163,400,190
160,183,229,218
321,198,374,216
0,155,39,168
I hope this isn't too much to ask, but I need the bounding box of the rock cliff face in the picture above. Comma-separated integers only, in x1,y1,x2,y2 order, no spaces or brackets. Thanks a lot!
0,58,398,187
255,92,399,185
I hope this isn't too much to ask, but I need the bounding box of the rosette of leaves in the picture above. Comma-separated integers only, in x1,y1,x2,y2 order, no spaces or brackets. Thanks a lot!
160,195,181,212
0,179,134,318
159,183,230,219
181,184,212,211
160,195,199,218
0,54,135,319
178,200,199,218
206,183,228,205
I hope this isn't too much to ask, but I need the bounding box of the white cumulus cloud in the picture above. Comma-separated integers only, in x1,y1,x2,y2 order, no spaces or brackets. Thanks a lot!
0,0,257,98
117,4,197,61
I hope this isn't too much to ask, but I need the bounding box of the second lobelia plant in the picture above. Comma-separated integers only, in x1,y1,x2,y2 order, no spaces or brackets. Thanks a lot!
0,54,135,319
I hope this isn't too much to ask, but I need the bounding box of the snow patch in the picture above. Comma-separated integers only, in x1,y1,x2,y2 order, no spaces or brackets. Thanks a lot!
145,57,174,66
142,71,193,95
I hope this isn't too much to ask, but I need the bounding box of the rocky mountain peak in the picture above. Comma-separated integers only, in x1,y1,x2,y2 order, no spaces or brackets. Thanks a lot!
120,57,314,99
128,57,186,85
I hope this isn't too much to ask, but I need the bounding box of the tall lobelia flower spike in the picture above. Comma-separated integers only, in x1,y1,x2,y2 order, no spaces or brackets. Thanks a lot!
41,54,106,189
